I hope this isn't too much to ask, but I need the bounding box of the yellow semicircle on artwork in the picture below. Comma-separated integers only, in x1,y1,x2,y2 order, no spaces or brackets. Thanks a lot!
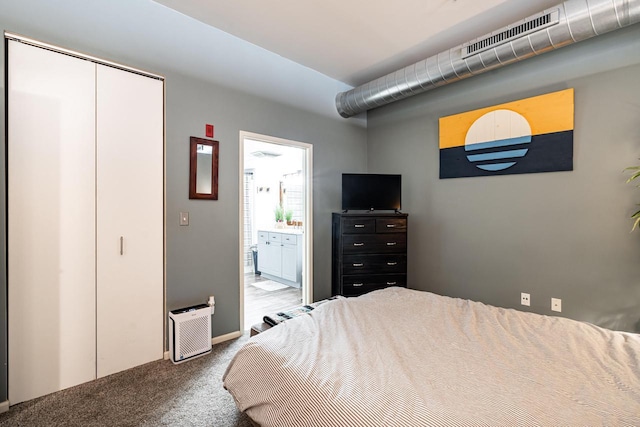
439,88,574,149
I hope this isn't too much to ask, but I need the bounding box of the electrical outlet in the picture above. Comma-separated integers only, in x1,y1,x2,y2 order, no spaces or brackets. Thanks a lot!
551,298,562,312
521,292,530,306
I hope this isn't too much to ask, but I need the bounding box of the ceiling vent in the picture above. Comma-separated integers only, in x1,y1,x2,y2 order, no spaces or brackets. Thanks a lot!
251,150,282,158
462,10,559,59
335,0,640,118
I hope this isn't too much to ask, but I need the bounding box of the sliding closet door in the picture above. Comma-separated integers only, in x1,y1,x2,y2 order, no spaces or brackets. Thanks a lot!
8,41,97,404
96,65,163,378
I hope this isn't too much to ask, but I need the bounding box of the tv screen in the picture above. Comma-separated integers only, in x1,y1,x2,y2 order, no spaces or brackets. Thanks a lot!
342,173,401,211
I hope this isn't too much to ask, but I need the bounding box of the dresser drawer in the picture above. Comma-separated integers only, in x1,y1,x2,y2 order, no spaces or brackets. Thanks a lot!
342,233,406,254
342,218,375,234
268,232,282,244
342,254,406,275
282,234,298,245
342,274,407,296
376,217,407,233
258,231,269,243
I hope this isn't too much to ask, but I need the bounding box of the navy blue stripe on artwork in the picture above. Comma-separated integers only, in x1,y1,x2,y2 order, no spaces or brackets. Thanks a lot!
464,135,532,152
440,130,573,179
466,149,528,162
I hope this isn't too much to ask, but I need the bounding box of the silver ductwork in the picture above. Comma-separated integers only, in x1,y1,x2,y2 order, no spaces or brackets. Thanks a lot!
336,0,640,118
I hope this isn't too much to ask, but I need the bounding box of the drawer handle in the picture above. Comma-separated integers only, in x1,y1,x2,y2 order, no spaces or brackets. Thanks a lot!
353,242,365,247
387,262,398,266
354,224,365,228
386,224,397,228
353,283,364,287
386,281,397,285
353,263,364,267
386,242,397,246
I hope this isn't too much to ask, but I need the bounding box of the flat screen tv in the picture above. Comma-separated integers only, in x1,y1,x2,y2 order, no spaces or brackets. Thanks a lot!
341,173,401,211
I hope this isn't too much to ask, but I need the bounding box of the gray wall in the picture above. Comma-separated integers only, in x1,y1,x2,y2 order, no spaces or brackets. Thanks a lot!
164,73,366,332
0,0,367,403
367,25,640,333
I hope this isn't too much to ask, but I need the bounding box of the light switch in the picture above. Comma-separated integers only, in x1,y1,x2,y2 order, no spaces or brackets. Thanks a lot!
179,212,189,226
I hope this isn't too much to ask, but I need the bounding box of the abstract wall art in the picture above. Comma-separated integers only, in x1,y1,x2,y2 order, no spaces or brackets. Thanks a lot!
439,88,574,179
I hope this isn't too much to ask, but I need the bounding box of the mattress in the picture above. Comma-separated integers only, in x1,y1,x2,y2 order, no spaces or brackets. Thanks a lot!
223,287,640,426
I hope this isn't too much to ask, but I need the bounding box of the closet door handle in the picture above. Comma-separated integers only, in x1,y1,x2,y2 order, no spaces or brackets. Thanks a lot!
120,236,124,255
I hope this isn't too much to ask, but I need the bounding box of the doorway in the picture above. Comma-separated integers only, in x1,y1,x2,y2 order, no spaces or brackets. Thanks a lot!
239,131,313,331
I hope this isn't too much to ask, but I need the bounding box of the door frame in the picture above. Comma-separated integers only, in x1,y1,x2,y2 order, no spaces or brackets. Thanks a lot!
238,131,313,332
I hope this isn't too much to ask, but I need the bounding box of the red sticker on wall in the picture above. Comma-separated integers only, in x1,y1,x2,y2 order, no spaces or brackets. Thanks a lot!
205,124,214,138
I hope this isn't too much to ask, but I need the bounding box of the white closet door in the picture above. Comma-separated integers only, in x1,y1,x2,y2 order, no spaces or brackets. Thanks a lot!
96,65,164,378
8,41,96,404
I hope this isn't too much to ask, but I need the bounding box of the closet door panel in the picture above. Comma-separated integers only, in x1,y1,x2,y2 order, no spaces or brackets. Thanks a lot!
8,41,96,404
96,65,163,378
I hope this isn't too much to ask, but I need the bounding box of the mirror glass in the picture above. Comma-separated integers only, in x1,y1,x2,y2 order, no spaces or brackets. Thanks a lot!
196,144,213,194
189,137,219,200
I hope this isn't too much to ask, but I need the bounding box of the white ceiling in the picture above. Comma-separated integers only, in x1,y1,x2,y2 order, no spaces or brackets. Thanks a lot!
244,139,304,175
153,0,561,87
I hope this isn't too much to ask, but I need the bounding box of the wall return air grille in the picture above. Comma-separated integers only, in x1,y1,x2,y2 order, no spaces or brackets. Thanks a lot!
462,10,560,58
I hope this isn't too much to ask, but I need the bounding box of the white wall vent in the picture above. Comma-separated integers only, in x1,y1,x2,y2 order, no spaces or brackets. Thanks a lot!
169,304,212,364
462,9,560,58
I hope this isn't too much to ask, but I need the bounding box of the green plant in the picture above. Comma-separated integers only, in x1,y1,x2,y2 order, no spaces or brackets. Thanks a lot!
625,163,640,231
285,209,293,222
274,205,284,222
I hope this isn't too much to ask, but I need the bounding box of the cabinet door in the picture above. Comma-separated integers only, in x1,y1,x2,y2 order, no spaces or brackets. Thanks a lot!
262,243,282,277
267,233,283,277
96,65,163,378
269,245,283,276
257,241,270,274
8,41,97,404
281,244,297,282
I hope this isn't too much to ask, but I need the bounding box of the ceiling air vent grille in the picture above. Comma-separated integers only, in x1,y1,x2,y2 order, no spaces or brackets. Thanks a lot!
462,9,559,58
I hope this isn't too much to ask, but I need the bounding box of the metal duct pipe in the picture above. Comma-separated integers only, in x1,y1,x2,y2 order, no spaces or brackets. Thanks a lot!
336,0,640,118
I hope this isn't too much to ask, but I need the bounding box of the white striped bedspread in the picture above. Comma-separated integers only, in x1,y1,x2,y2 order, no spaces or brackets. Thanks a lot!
223,287,640,426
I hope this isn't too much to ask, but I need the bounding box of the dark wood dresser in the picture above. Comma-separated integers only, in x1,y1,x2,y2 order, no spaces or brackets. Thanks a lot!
332,212,408,297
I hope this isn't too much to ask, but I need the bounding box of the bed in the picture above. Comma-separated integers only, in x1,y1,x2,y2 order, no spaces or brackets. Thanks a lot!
223,287,640,426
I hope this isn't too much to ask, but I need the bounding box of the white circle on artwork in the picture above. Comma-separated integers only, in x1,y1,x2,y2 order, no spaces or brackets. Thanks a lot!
464,109,532,172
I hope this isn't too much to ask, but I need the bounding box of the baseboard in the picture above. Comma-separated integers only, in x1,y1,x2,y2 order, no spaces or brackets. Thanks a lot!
212,330,242,345
163,330,243,361
0,400,9,413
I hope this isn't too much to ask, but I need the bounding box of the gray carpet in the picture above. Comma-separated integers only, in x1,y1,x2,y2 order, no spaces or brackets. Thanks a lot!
0,334,254,427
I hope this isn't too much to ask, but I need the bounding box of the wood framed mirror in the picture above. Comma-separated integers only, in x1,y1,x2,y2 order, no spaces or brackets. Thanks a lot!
189,136,219,200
